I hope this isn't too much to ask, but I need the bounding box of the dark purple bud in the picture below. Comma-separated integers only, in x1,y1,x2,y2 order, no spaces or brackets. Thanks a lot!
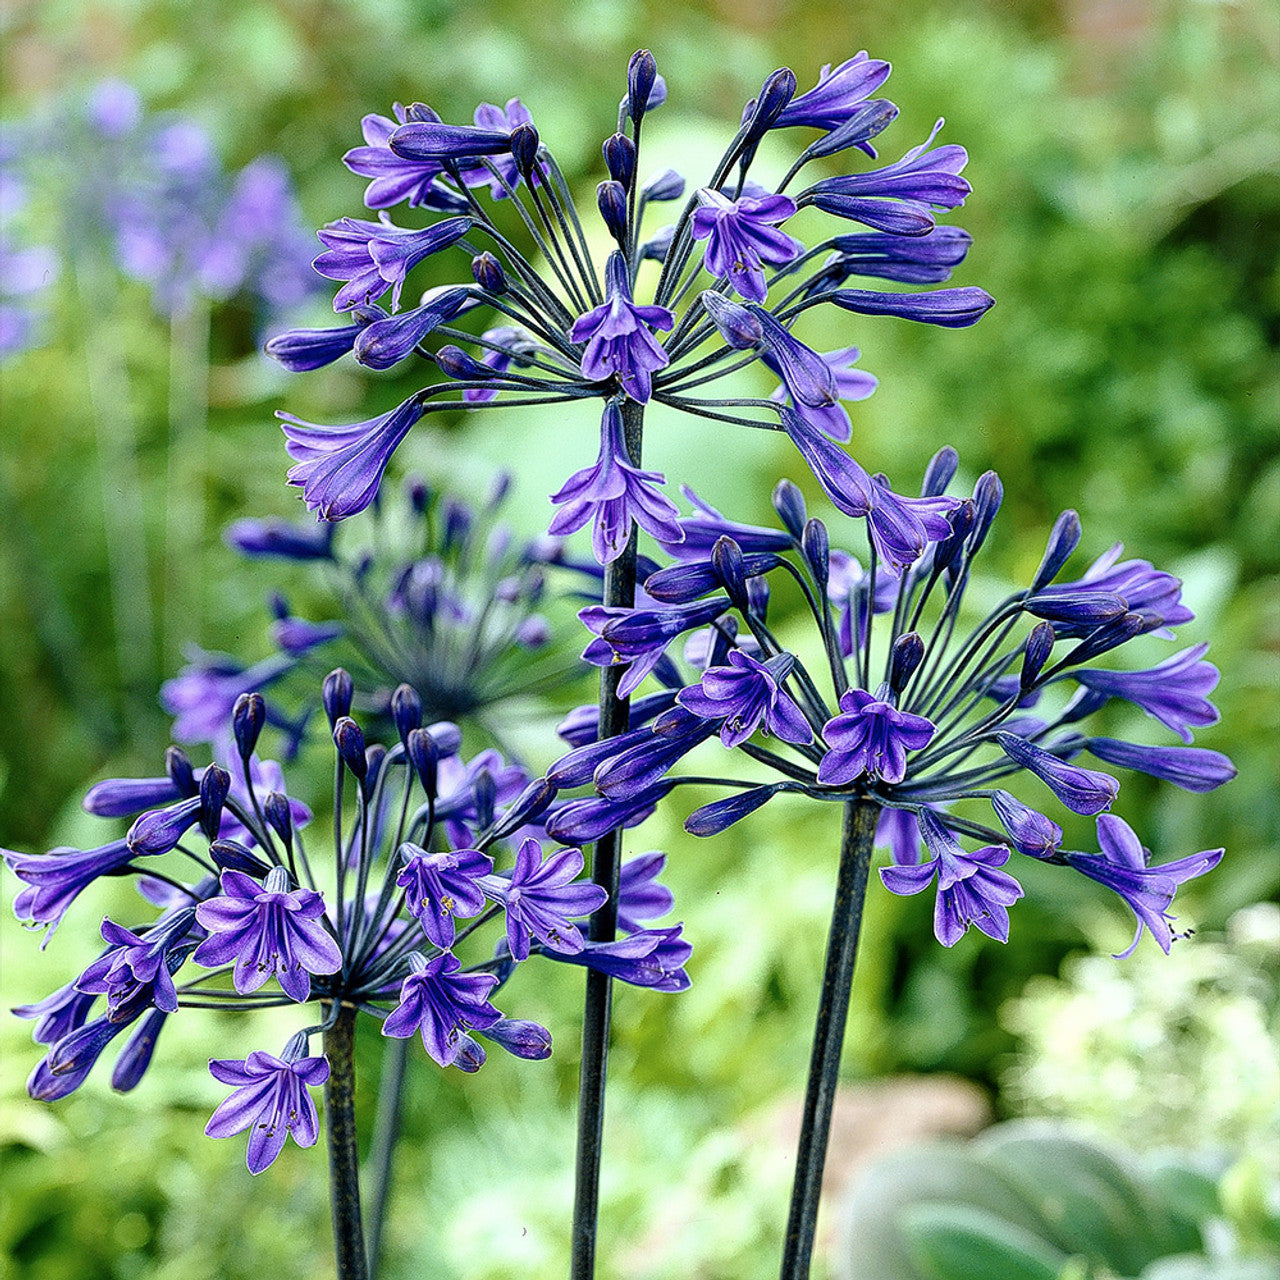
199,765,230,839
1023,590,1128,627
333,717,367,781
700,291,763,348
1031,510,1081,591
404,103,440,123
364,744,387,797
1021,622,1056,692
603,133,636,188
627,50,659,124
801,519,830,591
391,684,422,745
471,252,506,294
1059,613,1147,666
510,122,540,178
741,68,798,149
640,168,685,202
111,1009,168,1093
772,480,807,540
597,180,629,243
889,633,925,693
83,776,182,819
802,99,899,160
231,692,265,761
442,497,472,553
831,286,996,329
968,471,1003,556
486,776,559,840
921,446,959,498
1086,738,1236,792
436,344,493,381
685,784,782,837
990,790,1062,858
389,120,513,162
480,1017,552,1060
322,668,354,729
405,475,430,515
996,732,1118,815
225,517,335,561
263,791,293,850
931,501,975,574
712,537,749,613
406,727,438,797
166,746,197,797
209,839,272,876
471,769,496,832
453,1035,486,1073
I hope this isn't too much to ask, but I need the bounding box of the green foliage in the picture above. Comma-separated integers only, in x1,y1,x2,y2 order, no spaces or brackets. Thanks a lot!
832,1122,1280,1280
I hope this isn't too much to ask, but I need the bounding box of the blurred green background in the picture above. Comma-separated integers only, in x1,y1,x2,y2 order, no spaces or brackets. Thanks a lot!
1,0,1277,1277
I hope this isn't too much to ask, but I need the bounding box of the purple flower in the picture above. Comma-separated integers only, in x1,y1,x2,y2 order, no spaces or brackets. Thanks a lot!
343,107,458,210
224,516,335,562
13,980,97,1046
678,650,812,748
6,838,136,936
816,227,972,287
579,596,730,698
768,345,877,438
547,924,691,991
457,98,541,198
1066,815,1224,957
281,395,425,521
353,285,473,369
749,307,847,440
77,912,196,1016
193,868,342,1002
382,951,503,1067
829,286,994,328
548,401,684,565
570,252,673,403
593,707,719,799
1086,738,1236,792
1072,644,1220,743
989,790,1062,858
818,688,935,785
690,189,803,302
205,1045,329,1174
482,837,607,960
615,852,675,934
996,732,1119,815
396,844,493,948
544,781,675,844
774,54,892,131
804,119,970,235
161,652,294,743
1040,544,1194,636
313,215,472,311
880,812,1024,946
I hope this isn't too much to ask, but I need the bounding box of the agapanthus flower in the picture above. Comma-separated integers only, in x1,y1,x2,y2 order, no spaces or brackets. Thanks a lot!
5,673,688,1172
166,471,593,754
546,446,1231,950
266,50,991,564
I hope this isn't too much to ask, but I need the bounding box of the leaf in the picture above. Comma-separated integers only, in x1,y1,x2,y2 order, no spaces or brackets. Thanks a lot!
901,1202,1069,1280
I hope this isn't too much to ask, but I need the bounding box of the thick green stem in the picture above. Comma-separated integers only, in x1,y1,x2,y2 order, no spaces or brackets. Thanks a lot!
570,396,643,1280
324,1004,368,1280
779,798,879,1280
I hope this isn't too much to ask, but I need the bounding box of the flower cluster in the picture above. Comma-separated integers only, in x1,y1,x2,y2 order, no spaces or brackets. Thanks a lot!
4,674,687,1173
267,51,992,559
545,447,1232,954
162,470,591,753
4,78,321,324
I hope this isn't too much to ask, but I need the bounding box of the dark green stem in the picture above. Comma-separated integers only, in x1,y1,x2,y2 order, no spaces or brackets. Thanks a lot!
365,1035,409,1279
779,798,879,1280
570,396,643,1280
324,1004,368,1280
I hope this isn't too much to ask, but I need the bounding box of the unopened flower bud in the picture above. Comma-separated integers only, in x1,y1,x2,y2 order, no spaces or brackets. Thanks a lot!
322,668,353,729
